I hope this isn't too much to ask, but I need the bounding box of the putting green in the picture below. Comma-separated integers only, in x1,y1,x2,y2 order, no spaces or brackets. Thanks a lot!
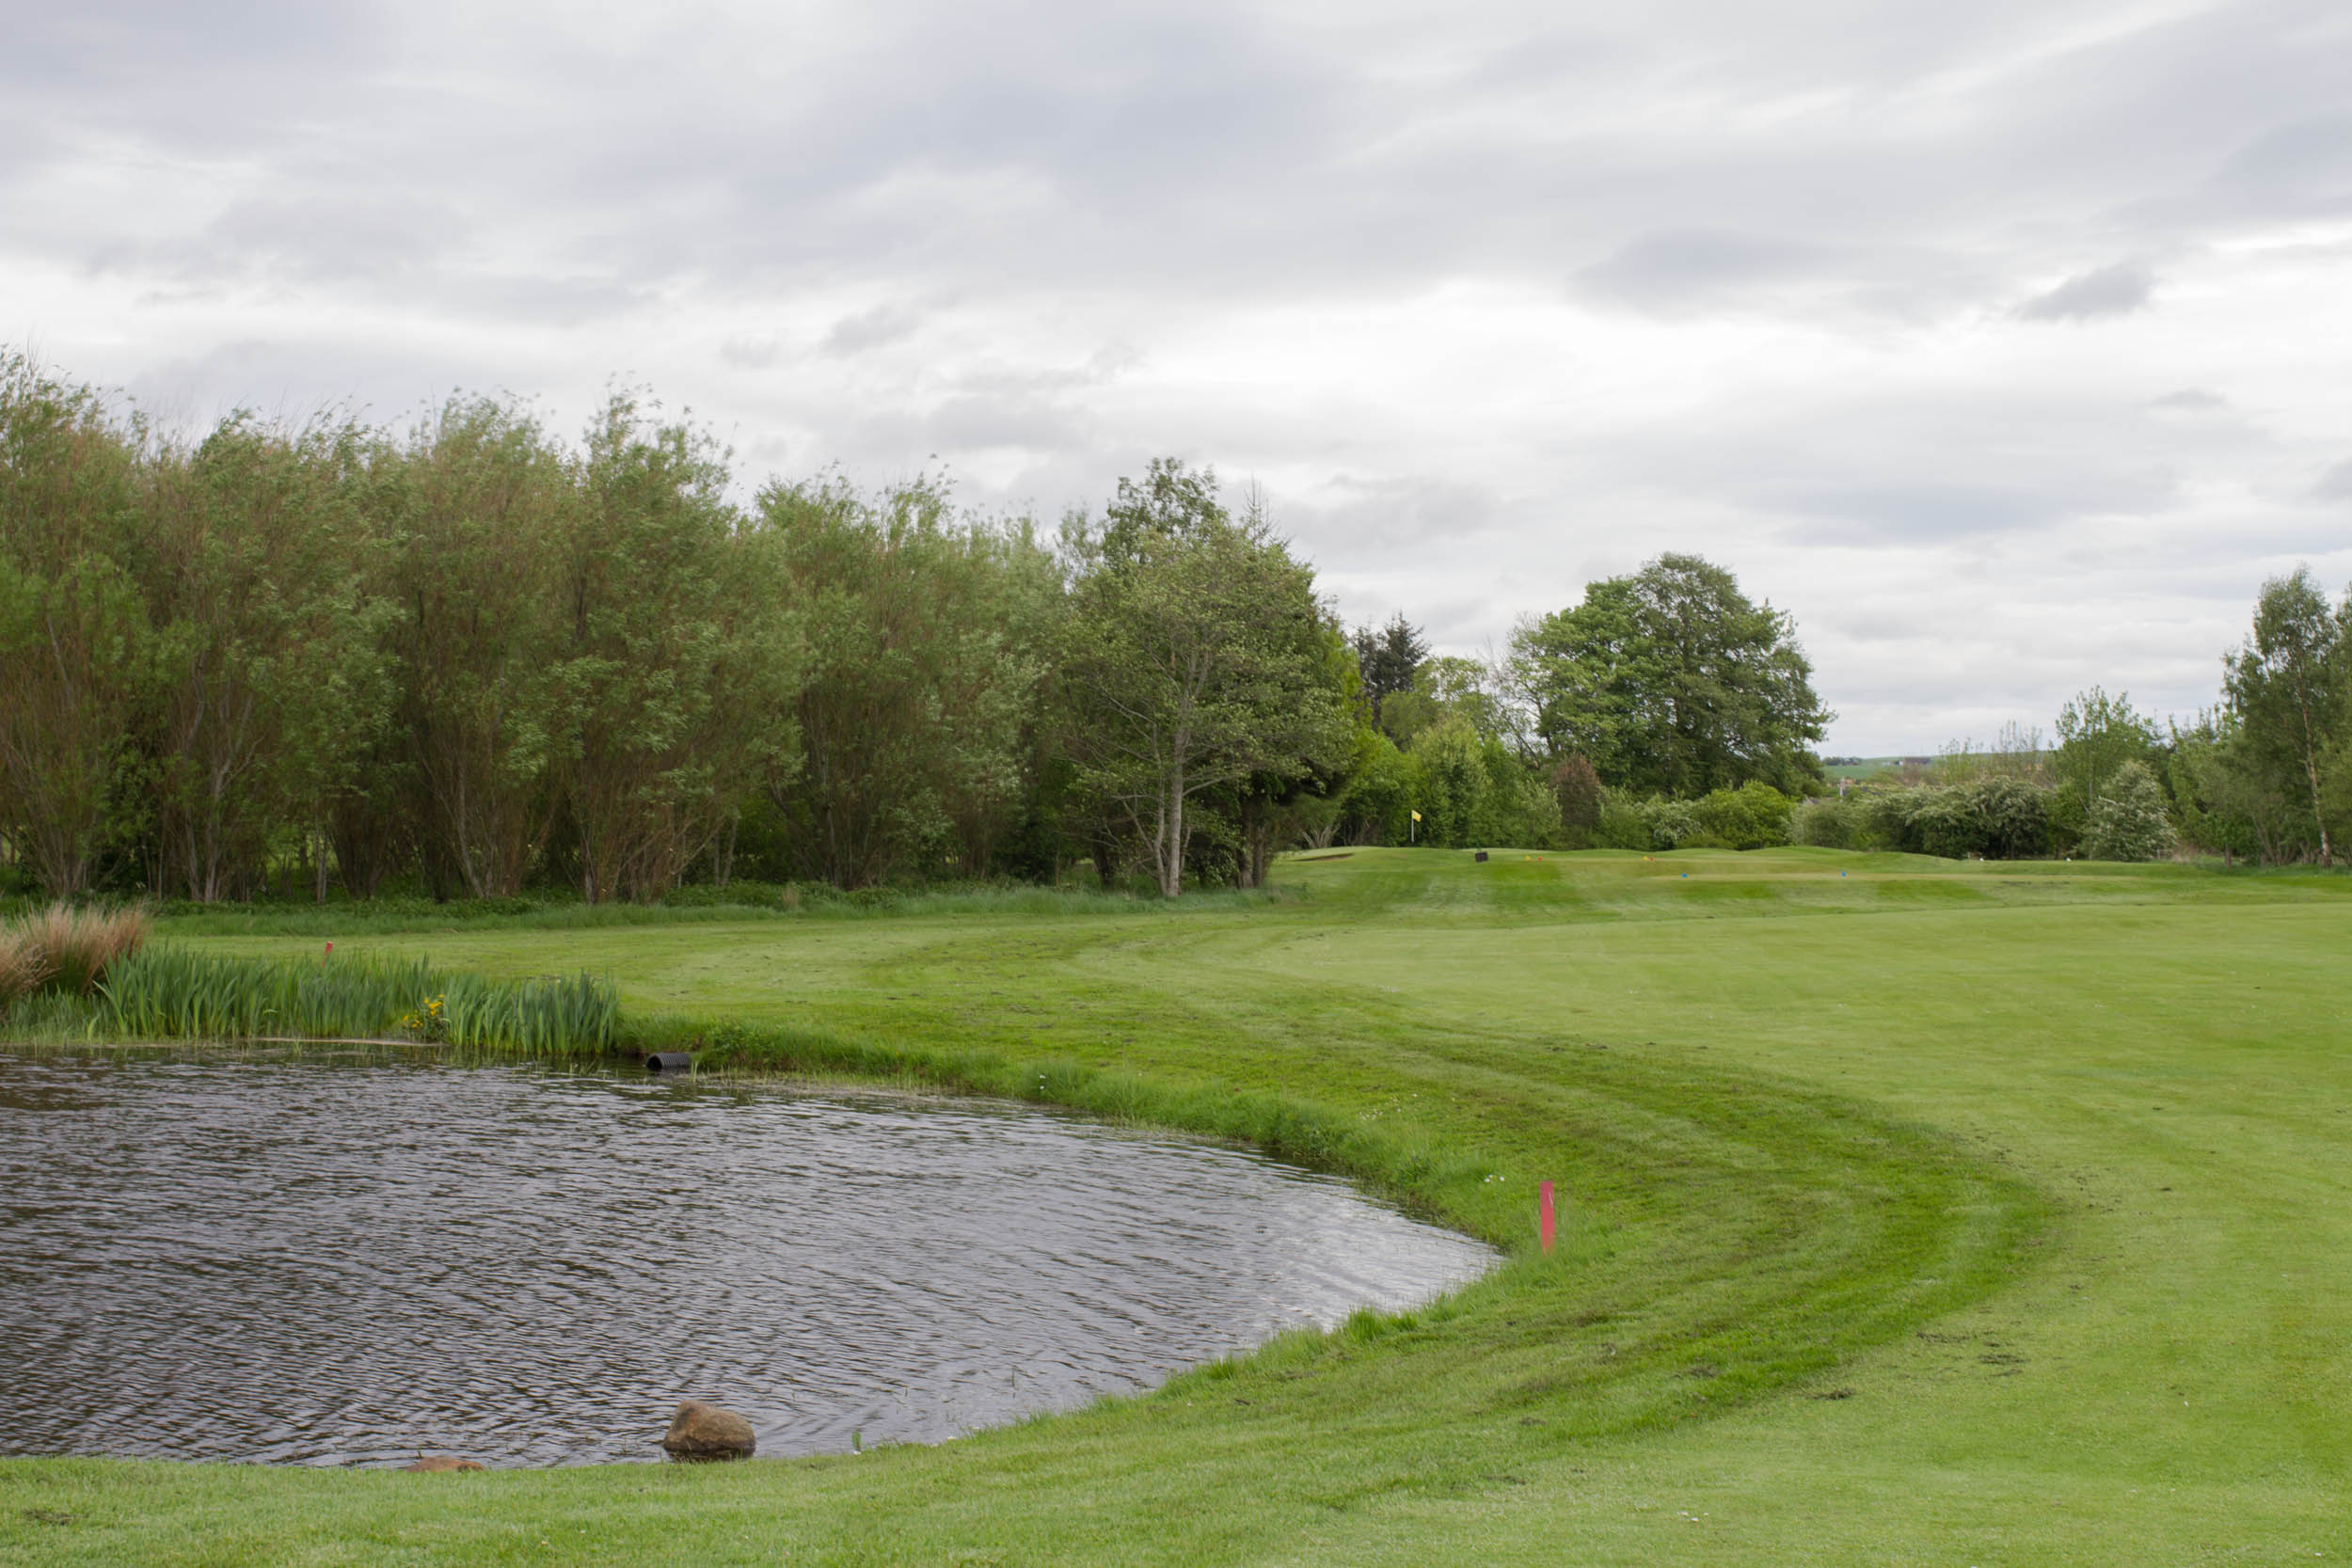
3,847,2344,1565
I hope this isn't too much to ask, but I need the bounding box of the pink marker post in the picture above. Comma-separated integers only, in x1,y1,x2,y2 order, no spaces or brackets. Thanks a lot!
1539,1180,1556,1254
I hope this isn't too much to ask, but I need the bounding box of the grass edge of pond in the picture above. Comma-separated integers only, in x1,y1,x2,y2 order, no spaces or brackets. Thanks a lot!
0,866,2072,1566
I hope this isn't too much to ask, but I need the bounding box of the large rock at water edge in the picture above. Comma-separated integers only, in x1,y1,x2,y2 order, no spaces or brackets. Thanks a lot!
663,1400,756,1459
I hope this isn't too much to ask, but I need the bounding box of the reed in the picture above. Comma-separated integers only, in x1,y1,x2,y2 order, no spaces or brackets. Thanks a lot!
438,970,620,1053
88,944,618,1055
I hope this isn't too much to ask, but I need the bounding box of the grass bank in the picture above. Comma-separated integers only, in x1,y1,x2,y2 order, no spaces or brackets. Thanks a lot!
87,879,1295,939
3,847,2347,1565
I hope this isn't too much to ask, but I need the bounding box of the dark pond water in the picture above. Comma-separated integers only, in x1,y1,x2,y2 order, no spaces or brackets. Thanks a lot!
0,1052,1492,1467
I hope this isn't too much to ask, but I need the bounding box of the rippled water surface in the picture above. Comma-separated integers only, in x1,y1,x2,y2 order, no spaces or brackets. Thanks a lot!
0,1052,1491,1466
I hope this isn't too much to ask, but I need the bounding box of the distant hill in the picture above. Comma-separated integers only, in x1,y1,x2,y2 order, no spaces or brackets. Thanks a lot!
1820,755,1933,784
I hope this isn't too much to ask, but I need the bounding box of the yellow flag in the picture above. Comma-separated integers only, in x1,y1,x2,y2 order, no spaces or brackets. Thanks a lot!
1410,810,1422,821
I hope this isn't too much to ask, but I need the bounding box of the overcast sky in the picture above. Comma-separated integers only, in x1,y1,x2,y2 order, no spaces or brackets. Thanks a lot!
6,0,2348,752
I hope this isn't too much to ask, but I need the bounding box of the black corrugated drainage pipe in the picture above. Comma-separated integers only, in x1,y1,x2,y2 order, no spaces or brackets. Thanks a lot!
645,1052,693,1074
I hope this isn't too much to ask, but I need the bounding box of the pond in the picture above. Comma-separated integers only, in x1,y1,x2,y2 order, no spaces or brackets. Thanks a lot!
0,1052,1493,1467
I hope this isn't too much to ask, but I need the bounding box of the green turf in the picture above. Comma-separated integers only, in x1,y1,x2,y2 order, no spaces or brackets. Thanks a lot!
4,847,2346,1565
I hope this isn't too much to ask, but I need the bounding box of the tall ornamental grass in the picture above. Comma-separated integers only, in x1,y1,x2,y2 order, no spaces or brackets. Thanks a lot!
0,903,151,1004
0,933,48,1007
91,945,618,1055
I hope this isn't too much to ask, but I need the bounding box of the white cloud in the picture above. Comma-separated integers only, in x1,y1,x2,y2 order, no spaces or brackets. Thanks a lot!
6,0,2352,750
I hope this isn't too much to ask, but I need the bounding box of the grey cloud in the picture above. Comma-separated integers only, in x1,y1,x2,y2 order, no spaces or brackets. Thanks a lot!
1582,372,2201,551
722,337,785,370
1785,483,2081,543
2018,261,2156,322
823,306,923,356
2205,117,2352,207
114,337,492,437
0,0,2341,326
2150,388,2227,411
915,393,1089,453
447,275,650,329
1284,474,1502,556
2313,459,2352,501
94,194,469,289
9,0,2351,752
0,1,372,91
1575,230,1824,313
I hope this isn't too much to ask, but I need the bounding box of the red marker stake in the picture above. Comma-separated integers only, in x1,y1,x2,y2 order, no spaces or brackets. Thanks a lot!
1539,1180,1556,1254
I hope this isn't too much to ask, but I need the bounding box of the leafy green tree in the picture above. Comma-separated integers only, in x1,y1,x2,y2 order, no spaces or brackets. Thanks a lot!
1059,460,1349,896
2164,714,2263,863
2221,566,2345,863
138,414,389,901
1375,686,1440,746
379,399,575,898
1470,731,1562,847
2052,686,2156,839
1512,553,1829,796
1231,611,1361,886
1411,718,1486,847
0,356,148,894
553,396,796,903
1335,729,1415,845
1418,656,1507,737
753,476,1055,888
0,559,151,897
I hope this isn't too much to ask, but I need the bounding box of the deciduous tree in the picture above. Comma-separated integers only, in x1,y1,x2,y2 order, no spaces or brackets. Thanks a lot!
1060,460,1349,896
1511,553,1828,795
2222,566,2345,863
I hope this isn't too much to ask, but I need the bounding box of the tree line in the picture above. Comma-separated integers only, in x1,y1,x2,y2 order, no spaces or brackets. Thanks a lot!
2,351,2344,902
1793,563,2352,868
0,357,1363,902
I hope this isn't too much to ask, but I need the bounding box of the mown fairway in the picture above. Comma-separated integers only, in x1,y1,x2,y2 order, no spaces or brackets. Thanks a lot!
4,848,2346,1565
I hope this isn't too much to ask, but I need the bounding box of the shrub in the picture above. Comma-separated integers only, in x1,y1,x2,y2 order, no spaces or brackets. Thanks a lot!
1596,791,1651,850
1471,736,1562,848
1806,778,2054,860
1790,795,1859,848
1901,785,1983,859
2081,761,2174,862
1645,799,1702,849
1689,782,1794,850
1972,775,2050,860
